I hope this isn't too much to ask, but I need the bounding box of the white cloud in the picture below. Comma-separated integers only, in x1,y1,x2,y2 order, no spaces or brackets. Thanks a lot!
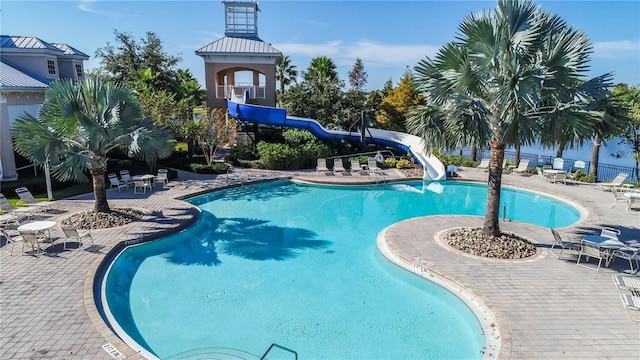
77,0,99,14
342,41,439,67
593,40,640,58
274,41,342,58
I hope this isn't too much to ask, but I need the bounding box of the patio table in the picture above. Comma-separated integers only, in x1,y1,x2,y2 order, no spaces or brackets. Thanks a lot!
17,220,57,243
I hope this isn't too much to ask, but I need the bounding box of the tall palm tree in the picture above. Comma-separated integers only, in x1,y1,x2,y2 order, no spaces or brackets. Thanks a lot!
304,56,339,87
276,55,298,97
407,0,595,237
12,78,174,213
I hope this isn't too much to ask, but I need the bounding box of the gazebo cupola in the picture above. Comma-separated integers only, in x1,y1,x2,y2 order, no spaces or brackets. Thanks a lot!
196,0,281,109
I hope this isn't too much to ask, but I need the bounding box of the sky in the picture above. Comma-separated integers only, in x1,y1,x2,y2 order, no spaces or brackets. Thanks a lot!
2,0,639,91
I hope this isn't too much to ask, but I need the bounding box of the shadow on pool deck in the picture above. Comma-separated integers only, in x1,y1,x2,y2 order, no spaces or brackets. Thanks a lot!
0,166,638,359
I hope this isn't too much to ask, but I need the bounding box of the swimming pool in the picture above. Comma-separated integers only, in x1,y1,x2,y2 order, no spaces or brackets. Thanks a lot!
101,180,581,359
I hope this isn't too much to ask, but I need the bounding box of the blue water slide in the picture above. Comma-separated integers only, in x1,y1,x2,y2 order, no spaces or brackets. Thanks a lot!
226,100,446,180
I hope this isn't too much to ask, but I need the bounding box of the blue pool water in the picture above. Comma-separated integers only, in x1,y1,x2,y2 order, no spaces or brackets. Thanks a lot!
102,180,581,359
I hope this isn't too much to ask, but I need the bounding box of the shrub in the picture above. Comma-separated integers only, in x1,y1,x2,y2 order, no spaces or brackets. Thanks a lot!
384,158,398,168
257,141,300,170
189,163,229,174
230,143,257,161
396,159,411,169
573,169,596,183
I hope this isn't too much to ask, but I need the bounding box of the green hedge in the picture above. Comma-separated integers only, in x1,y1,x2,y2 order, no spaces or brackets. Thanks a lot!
189,163,229,174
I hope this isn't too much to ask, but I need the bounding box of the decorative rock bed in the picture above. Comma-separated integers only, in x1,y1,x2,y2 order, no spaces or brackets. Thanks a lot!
61,208,145,229
444,227,537,259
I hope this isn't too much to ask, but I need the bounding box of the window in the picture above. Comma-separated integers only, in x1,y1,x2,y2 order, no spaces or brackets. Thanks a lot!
47,60,56,75
225,5,257,35
75,64,83,79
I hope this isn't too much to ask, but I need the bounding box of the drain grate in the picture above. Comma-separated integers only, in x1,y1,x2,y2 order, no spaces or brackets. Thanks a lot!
102,343,126,360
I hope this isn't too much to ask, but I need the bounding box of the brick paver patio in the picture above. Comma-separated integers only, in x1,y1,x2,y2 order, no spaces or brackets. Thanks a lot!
1,166,638,359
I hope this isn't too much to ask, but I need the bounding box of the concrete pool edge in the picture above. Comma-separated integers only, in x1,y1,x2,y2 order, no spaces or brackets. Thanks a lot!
377,222,506,360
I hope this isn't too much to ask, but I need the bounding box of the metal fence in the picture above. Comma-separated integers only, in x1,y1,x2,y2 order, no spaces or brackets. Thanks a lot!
456,149,638,183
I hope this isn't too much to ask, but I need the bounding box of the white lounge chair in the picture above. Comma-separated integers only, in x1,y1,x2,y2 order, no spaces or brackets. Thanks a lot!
14,187,55,212
511,159,530,175
367,158,382,175
316,158,330,175
333,158,346,175
596,172,628,191
612,275,640,292
549,229,580,259
108,173,128,191
155,168,169,187
350,160,364,174
0,193,33,220
119,170,135,186
476,158,489,171
619,293,640,323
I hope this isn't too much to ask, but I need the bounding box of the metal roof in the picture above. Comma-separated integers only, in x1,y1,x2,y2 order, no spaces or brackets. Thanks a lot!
0,35,62,53
196,36,281,56
0,59,50,90
51,43,90,59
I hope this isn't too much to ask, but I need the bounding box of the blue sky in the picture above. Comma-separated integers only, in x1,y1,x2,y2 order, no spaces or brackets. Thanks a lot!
2,0,639,90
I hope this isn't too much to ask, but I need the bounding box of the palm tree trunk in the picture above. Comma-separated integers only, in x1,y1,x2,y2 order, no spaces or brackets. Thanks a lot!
483,140,505,237
470,146,477,161
93,172,110,213
590,134,601,178
515,145,521,166
556,143,565,158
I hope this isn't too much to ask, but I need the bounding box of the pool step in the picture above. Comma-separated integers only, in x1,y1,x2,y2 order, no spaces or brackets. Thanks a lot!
165,347,260,360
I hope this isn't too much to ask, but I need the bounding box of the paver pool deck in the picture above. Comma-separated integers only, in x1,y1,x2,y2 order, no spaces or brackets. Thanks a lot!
1,166,639,359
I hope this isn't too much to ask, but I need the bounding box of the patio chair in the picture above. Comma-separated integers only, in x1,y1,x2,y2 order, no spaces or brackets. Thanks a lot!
600,227,621,240
119,170,135,186
551,171,567,185
476,158,489,171
549,229,580,259
108,173,127,191
155,168,169,187
14,187,55,212
18,229,46,256
316,158,330,175
333,158,346,175
511,159,530,175
134,179,152,194
1,228,23,256
350,160,364,174
61,225,94,250
577,239,607,272
596,172,628,191
627,195,640,213
611,187,629,208
612,247,640,274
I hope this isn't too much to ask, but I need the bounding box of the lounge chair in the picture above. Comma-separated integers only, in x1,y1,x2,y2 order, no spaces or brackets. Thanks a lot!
108,173,127,191
612,275,640,322
511,159,530,176
350,160,364,174
0,193,33,220
612,275,640,292
612,247,640,274
476,158,490,171
567,160,586,180
155,168,169,187
14,187,55,212
61,225,94,250
367,158,382,175
316,158,330,175
576,239,607,272
119,170,135,186
596,172,628,191
552,157,564,170
619,293,640,323
333,158,346,175
549,229,580,259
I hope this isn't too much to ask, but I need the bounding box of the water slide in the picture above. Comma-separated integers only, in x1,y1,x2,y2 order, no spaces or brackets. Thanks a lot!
226,95,446,181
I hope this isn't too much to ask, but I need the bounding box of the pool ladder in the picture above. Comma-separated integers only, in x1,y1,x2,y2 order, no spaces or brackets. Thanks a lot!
260,343,298,360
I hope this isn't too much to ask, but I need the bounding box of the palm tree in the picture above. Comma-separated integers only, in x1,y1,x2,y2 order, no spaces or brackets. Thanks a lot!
303,56,339,87
276,56,298,97
407,0,595,237
12,78,174,213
